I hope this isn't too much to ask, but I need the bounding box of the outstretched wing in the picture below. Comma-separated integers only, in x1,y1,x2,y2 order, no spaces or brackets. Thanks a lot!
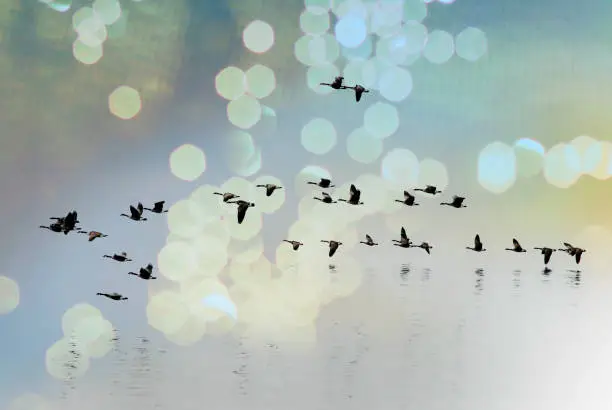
321,178,331,186
366,234,373,243
401,227,407,240
329,242,338,257
563,242,574,249
137,202,144,214
576,251,582,264
129,205,140,218
237,204,247,224
322,192,331,200
475,234,481,247
544,250,551,264
513,238,521,249
266,185,274,197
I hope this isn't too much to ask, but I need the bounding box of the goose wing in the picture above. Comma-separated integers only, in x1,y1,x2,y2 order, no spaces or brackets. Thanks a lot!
129,205,140,218
512,238,521,250
400,227,407,241
575,251,582,264
365,234,373,243
475,234,481,247
322,192,331,200
544,249,552,264
404,190,412,200
237,203,248,224
329,242,338,257
266,185,275,196
563,242,574,249
154,201,165,210
355,89,363,102
137,202,144,215
320,178,331,187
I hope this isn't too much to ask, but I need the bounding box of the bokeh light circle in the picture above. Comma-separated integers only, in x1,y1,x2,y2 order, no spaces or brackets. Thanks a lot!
403,0,428,22
455,27,488,62
514,138,545,178
72,40,103,65
227,94,262,129
423,30,455,64
477,141,517,194
301,118,338,155
381,148,420,188
335,15,367,48
363,102,399,139
378,65,413,102
215,66,247,101
245,64,276,99
300,8,330,35
169,144,206,182
0,276,19,314
243,20,275,53
307,64,340,94
108,86,142,120
417,158,449,191
543,143,582,188
346,127,383,164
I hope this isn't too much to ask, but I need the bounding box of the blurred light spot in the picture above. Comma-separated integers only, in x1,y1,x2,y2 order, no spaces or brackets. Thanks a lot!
301,117,338,155
571,135,601,174
229,235,264,264
107,9,128,39
253,175,286,214
417,158,449,190
92,0,121,25
335,15,367,48
477,141,516,193
403,0,428,22
46,338,90,380
228,209,263,241
157,241,198,281
147,290,190,334
376,29,421,65
48,1,71,12
402,21,428,53
245,64,276,99
369,2,403,38
423,30,455,64
227,94,262,129
7,393,51,410
0,276,19,314
543,143,582,188
167,198,209,238
71,316,114,358
347,127,383,164
294,165,333,197
514,138,545,178
363,102,399,139
72,39,103,65
307,63,340,94
62,303,102,337
378,65,413,102
295,35,317,66
215,66,247,101
334,0,368,19
343,59,365,84
305,0,332,14
300,8,330,34
191,234,230,276
243,20,275,53
202,294,238,321
455,27,488,62
589,141,612,180
341,34,373,60
438,0,456,4
306,33,340,65
225,129,255,170
381,148,420,187
72,6,94,31
75,14,107,47
108,85,141,120
169,144,206,182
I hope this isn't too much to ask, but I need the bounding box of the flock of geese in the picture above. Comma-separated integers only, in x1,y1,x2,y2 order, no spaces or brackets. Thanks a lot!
320,76,370,102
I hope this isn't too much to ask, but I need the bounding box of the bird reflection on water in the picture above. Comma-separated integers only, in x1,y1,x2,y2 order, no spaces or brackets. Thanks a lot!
567,270,582,287
421,268,431,282
474,268,484,294
399,264,411,284
512,269,521,289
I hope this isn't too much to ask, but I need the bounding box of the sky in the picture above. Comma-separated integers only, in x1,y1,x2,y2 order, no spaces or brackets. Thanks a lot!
2,0,612,409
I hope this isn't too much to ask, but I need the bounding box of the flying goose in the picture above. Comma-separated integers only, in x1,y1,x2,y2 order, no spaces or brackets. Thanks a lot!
314,192,337,204
440,196,467,208
395,190,419,206
103,252,132,262
558,243,586,264
78,230,108,242
283,240,303,251
121,203,147,221
345,84,369,102
319,76,347,90
40,223,63,233
256,183,282,197
414,185,442,195
505,238,527,253
54,211,80,234
338,184,363,205
410,241,433,254
466,234,486,252
321,240,342,257
360,234,378,246
534,247,556,265
392,227,411,248
213,192,240,202
143,201,168,213
128,263,156,280
228,200,255,224
96,292,128,301
307,178,334,188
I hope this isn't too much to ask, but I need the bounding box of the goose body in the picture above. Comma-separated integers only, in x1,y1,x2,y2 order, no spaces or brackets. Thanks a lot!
214,192,240,202
256,183,282,197
414,185,441,195
392,227,411,248
360,234,378,246
144,201,168,213
534,247,556,265
96,292,127,301
558,243,586,264
103,252,131,262
338,184,363,205
466,234,486,252
345,84,369,102
78,230,107,242
441,195,467,208
40,223,63,233
320,76,347,90
229,200,255,224
396,190,419,206
506,238,527,253
128,263,156,280
121,203,147,221
307,178,334,188
314,192,337,204
321,240,342,257
411,241,433,254
283,240,304,251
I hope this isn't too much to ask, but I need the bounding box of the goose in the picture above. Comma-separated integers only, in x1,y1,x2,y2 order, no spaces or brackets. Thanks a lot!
410,241,433,254
256,183,282,197
96,292,128,301
40,223,63,233
534,247,556,265
319,76,347,90
505,238,527,253
321,240,342,257
59,211,80,234
395,190,419,206
128,263,156,280
360,234,378,246
77,230,108,242
213,192,240,203
414,185,442,195
307,178,334,188
440,196,467,208
466,234,486,252
345,84,369,102
283,240,303,251
228,200,255,224
338,184,363,205
392,227,411,248
121,204,148,221
103,252,132,262
143,201,168,213
314,192,337,204
558,243,586,264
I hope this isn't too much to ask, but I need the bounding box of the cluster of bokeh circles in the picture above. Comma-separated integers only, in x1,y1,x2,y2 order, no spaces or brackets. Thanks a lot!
45,303,116,382
478,136,612,193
